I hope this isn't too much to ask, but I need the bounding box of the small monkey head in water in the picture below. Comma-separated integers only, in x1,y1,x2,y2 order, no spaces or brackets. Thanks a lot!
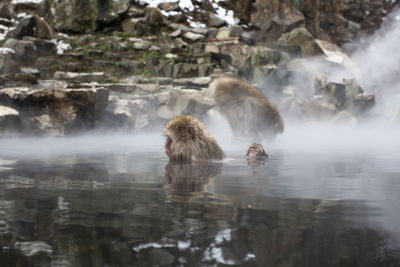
246,143,268,159
164,115,226,163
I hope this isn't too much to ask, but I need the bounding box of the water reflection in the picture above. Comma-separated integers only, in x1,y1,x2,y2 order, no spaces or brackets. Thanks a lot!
0,149,398,267
165,163,222,203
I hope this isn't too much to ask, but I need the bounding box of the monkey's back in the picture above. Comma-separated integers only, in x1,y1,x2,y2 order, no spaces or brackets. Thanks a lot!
164,115,226,163
213,77,284,138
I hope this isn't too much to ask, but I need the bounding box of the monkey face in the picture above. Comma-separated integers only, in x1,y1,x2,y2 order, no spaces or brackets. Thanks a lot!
165,136,172,157
246,143,268,159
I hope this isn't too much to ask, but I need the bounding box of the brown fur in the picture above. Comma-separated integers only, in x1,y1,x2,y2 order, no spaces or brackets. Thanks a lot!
164,115,226,163
246,142,268,158
213,77,284,139
33,14,53,40
0,2,13,20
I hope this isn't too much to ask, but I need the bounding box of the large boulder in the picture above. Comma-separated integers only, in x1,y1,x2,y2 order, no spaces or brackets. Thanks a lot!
47,0,130,33
0,87,109,135
0,49,20,75
0,105,21,133
156,88,215,120
277,27,322,57
3,38,38,63
105,97,153,130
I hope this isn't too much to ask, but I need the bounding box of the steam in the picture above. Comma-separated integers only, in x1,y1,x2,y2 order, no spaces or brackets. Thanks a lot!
351,9,400,117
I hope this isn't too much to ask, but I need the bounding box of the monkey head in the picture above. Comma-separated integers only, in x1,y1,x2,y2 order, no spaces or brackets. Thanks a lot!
164,115,226,163
246,143,268,159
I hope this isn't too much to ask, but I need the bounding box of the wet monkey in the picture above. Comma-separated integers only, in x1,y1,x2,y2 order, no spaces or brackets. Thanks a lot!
246,143,268,159
164,115,226,163
212,77,284,139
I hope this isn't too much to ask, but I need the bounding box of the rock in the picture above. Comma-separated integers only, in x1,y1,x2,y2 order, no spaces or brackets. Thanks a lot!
208,13,226,27
0,105,21,132
47,0,130,32
330,110,358,126
14,241,53,257
183,31,204,42
53,71,105,83
3,38,38,63
157,88,215,119
8,14,53,40
229,25,243,37
127,6,145,17
24,37,57,57
344,78,363,98
298,97,336,121
173,77,212,88
105,97,152,130
249,0,305,41
323,82,346,108
216,27,230,39
173,63,198,78
349,93,375,115
0,87,109,135
158,2,180,12
278,27,322,57
314,39,354,69
132,39,152,50
0,50,20,75
8,15,35,39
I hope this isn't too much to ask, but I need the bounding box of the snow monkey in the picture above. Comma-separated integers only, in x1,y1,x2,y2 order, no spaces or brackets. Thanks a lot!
246,143,268,159
212,77,284,139
164,115,226,163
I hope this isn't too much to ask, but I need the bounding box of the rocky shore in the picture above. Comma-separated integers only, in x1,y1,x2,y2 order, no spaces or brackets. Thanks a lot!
0,0,398,136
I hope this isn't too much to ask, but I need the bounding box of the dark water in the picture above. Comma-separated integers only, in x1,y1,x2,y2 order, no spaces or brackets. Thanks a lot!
0,129,399,267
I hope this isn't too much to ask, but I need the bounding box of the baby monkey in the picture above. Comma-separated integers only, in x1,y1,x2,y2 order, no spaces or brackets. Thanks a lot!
246,143,268,159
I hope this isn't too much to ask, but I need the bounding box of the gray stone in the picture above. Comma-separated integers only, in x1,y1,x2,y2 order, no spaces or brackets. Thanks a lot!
53,71,105,83
0,51,20,75
132,39,152,50
173,63,198,78
14,241,53,257
0,105,20,132
298,97,336,121
3,38,38,63
208,13,226,27
183,31,204,42
47,0,130,32
8,15,35,39
330,110,358,126
157,88,215,119
216,27,230,39
173,77,212,88
323,82,346,108
106,97,152,130
23,37,57,57
278,27,322,57
158,2,180,12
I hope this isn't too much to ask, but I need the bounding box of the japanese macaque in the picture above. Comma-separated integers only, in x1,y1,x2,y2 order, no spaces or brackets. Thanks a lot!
246,143,268,159
212,77,284,139
164,115,226,163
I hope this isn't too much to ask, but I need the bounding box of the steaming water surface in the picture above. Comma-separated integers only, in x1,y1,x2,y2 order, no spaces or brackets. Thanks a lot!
0,128,400,266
